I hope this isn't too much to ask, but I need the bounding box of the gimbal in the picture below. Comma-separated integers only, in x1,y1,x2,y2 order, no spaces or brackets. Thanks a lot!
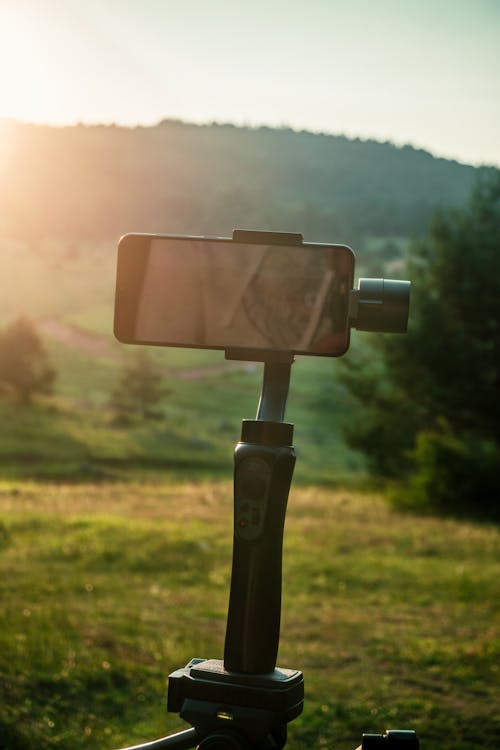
115,231,418,750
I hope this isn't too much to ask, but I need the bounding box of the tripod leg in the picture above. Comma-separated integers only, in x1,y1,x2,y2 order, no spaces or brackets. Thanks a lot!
117,727,198,750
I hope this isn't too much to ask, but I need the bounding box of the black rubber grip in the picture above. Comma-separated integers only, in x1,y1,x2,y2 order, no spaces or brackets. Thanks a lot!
223,441,295,674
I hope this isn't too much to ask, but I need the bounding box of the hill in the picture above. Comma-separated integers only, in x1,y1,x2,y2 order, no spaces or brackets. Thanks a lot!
0,119,496,482
0,119,492,246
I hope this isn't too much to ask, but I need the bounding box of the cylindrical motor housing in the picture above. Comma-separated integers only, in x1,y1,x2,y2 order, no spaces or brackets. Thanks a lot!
351,278,411,333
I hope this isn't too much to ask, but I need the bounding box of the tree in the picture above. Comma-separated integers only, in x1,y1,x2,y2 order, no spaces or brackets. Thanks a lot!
340,172,500,519
109,350,169,424
0,316,56,404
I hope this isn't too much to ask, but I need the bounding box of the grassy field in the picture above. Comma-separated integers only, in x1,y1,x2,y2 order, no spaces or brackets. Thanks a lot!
0,480,498,750
0,332,365,484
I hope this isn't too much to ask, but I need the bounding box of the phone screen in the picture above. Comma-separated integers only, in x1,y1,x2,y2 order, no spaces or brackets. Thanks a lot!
114,234,354,356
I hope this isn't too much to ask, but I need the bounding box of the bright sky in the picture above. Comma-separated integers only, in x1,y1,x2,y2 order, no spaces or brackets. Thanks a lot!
0,0,499,166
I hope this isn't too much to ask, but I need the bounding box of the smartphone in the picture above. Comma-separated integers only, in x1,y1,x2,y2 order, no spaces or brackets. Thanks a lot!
114,232,355,357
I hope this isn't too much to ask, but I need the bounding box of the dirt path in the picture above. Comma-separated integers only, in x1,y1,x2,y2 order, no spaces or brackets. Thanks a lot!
40,318,116,358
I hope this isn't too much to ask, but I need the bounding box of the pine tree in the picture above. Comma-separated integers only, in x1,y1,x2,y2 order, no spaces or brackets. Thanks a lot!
340,172,500,519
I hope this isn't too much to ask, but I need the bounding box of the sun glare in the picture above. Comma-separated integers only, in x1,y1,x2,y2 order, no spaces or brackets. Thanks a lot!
0,4,70,124
0,119,16,161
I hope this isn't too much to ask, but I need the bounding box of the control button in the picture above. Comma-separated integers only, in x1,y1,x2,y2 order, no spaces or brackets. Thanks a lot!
251,507,261,526
242,475,267,502
235,457,272,541
236,457,271,501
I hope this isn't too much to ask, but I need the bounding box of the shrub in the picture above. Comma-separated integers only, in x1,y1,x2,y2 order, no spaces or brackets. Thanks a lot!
109,350,169,424
0,316,56,404
390,426,500,522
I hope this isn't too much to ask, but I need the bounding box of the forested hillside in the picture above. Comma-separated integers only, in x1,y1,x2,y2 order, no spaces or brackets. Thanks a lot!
0,118,497,485
0,119,490,246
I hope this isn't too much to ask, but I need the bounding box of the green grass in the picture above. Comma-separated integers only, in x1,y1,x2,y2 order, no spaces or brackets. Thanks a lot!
0,482,498,749
0,398,232,481
0,338,365,484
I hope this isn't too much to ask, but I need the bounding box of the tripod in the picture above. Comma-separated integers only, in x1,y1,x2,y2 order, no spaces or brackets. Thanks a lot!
117,351,419,750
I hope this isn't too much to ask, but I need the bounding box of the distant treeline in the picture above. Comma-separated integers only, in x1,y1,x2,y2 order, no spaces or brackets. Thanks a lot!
1,119,494,244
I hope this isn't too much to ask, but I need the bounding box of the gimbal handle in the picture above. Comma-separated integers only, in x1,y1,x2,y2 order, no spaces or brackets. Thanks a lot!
223,357,295,674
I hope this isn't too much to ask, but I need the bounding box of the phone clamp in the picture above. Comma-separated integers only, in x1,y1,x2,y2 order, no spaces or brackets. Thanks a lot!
231,229,303,246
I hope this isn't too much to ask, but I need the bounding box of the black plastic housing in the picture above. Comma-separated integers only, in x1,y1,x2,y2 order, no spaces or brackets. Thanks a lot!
224,422,295,675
